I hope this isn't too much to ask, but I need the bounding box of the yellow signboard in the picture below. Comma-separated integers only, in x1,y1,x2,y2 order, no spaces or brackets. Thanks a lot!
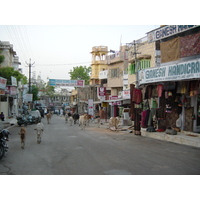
102,102,108,107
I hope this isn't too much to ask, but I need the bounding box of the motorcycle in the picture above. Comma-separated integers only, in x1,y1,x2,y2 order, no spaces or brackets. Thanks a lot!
27,114,36,124
17,115,28,126
0,129,10,160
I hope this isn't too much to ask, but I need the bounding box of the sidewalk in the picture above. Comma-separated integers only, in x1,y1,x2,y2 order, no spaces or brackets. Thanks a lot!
96,121,200,148
0,117,17,130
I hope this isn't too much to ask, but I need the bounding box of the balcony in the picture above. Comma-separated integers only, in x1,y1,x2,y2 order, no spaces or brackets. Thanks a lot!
99,70,108,79
106,52,125,64
91,60,107,65
92,46,108,52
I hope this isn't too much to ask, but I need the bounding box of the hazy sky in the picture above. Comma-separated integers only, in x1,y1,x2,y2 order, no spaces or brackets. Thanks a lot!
0,25,159,81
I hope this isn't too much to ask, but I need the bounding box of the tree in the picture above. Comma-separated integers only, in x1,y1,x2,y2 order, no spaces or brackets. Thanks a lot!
68,65,91,85
31,85,39,101
0,51,5,64
0,66,28,85
43,82,55,96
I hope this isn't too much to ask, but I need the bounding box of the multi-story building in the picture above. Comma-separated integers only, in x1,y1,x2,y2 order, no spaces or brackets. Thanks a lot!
138,25,200,133
90,46,108,85
105,45,129,117
0,41,21,118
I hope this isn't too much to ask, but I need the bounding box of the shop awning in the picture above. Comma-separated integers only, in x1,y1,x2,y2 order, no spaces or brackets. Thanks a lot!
102,98,130,103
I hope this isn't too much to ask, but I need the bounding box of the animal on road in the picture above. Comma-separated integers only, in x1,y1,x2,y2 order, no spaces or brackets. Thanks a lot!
19,127,26,149
68,116,74,126
109,117,120,131
34,122,44,144
46,112,52,124
79,114,88,130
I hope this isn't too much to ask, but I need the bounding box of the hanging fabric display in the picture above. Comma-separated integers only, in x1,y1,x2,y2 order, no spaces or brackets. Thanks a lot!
132,88,142,104
157,84,164,97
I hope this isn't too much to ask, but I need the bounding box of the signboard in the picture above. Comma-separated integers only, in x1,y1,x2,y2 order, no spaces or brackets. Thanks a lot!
11,76,17,86
88,99,94,116
102,102,108,107
122,90,130,99
23,94,33,102
109,101,121,106
98,87,106,96
0,90,5,95
138,58,200,85
0,77,7,90
147,25,199,42
109,96,118,100
49,79,85,87
5,86,17,95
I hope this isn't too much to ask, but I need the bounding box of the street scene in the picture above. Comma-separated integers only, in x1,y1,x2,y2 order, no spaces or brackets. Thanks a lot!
1,25,200,179
1,114,200,175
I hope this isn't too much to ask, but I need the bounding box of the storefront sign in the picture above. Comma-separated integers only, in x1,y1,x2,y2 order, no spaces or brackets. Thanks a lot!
122,90,130,99
0,77,7,90
98,87,106,96
11,76,17,86
102,102,108,107
109,101,121,106
0,90,5,95
49,79,85,87
147,25,199,42
88,99,94,116
23,94,33,102
139,58,200,84
5,86,17,95
109,96,118,100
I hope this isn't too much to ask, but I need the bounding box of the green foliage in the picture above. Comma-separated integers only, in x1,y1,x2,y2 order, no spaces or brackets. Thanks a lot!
31,85,39,101
69,65,91,85
45,82,55,96
0,66,28,85
0,51,5,64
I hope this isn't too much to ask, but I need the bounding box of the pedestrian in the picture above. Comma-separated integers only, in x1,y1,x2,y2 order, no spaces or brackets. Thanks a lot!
0,112,5,121
99,107,105,125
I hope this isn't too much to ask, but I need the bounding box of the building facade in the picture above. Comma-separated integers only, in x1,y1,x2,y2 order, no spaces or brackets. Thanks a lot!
138,25,200,133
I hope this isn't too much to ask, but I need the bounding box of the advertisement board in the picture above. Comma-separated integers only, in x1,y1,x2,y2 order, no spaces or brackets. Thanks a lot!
0,77,7,90
138,58,200,84
49,79,85,87
147,25,199,42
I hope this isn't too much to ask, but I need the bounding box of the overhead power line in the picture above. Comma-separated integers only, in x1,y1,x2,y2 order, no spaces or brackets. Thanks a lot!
36,62,91,66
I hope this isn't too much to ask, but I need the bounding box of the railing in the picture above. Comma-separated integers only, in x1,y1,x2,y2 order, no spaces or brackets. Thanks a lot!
92,46,108,52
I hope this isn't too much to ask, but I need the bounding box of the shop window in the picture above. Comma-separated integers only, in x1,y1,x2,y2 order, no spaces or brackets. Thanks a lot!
138,59,150,70
128,63,135,75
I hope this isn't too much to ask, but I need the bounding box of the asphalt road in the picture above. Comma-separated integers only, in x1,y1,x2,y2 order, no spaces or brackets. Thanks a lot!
1,115,200,175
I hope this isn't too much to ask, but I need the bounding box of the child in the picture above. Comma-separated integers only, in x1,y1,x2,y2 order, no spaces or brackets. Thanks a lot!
19,127,26,149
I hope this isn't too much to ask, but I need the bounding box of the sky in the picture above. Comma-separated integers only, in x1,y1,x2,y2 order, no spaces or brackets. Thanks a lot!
0,25,159,82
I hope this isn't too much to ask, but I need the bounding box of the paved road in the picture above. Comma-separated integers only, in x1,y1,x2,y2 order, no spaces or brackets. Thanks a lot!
1,115,200,175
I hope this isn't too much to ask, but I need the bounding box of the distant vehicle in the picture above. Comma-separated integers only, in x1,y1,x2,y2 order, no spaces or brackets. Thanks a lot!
30,110,41,123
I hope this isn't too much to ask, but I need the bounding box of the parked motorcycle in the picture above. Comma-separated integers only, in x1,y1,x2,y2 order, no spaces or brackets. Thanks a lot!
27,114,36,124
17,115,28,126
0,129,10,160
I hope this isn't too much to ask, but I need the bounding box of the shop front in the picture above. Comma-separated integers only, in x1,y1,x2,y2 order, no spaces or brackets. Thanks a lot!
138,58,200,133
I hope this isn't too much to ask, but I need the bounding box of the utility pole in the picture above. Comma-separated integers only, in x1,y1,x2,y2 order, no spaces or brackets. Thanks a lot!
133,40,140,88
26,59,35,93
127,40,140,88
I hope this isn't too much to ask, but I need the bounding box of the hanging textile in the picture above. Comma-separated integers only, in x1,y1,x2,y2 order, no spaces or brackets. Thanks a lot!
141,110,150,128
144,85,154,99
132,88,142,104
160,37,180,63
157,84,164,97
180,32,200,58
